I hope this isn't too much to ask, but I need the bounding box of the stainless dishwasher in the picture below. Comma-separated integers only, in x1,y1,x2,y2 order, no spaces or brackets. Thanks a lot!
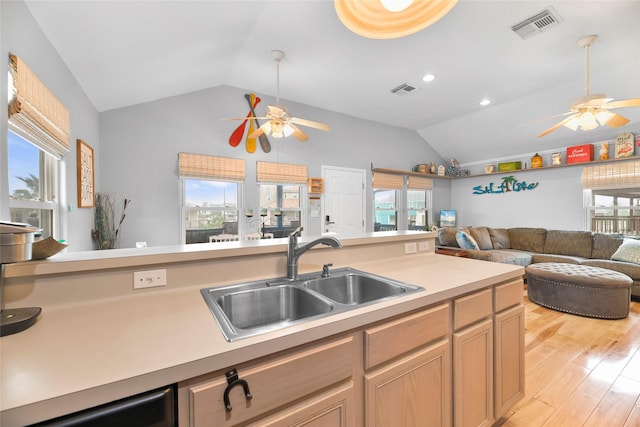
30,385,177,427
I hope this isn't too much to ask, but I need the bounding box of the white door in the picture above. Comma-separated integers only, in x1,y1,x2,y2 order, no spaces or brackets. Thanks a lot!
321,166,365,236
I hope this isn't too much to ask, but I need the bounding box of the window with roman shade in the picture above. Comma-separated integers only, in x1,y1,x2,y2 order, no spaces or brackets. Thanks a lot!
407,176,433,231
8,54,70,158
256,161,307,235
582,160,640,236
256,161,308,184
372,172,403,231
178,153,246,244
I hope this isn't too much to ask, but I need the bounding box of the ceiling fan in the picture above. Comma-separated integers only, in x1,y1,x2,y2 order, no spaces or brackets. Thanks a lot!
244,50,330,142
537,34,640,138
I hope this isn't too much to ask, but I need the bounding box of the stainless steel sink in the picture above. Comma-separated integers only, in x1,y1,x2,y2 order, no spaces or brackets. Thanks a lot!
302,273,410,305
201,268,423,341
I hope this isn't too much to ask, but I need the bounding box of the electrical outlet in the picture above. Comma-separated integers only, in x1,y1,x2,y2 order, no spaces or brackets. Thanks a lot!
418,241,430,252
133,269,167,289
404,242,417,254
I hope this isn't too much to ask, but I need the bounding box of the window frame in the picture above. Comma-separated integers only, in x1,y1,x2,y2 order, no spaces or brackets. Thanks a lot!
588,188,640,236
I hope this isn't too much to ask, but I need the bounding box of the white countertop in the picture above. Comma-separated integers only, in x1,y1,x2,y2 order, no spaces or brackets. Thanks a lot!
0,234,523,426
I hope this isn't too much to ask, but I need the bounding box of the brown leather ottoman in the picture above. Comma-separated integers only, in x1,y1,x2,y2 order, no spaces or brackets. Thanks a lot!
526,263,632,319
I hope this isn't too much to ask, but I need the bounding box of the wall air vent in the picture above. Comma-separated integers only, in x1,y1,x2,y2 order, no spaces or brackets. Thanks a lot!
511,7,562,40
390,83,418,96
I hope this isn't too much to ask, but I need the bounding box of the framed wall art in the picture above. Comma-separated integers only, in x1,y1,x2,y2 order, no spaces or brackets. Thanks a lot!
77,139,95,208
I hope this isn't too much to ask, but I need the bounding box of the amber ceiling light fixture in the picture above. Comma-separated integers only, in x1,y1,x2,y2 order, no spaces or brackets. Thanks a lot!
334,0,458,39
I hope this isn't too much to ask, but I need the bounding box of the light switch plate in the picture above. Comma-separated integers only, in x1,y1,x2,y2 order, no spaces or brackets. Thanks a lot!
404,242,417,254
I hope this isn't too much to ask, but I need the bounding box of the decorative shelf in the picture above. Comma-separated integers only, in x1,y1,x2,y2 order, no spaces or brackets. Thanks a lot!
308,177,324,194
373,155,639,180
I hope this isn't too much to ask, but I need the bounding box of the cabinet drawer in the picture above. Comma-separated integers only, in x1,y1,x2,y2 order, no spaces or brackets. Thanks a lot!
364,303,449,370
188,336,354,426
494,279,524,312
454,289,492,330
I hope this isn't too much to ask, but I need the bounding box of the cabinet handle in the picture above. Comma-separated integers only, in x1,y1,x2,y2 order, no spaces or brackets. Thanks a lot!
223,369,253,412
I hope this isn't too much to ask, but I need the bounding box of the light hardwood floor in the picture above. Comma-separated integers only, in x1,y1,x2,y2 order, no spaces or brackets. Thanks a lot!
499,294,640,427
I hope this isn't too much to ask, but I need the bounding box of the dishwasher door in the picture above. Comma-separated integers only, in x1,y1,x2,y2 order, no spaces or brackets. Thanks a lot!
31,384,176,427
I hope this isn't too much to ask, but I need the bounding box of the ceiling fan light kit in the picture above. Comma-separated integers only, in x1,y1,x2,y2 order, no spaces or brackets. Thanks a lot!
537,34,640,137
334,0,458,39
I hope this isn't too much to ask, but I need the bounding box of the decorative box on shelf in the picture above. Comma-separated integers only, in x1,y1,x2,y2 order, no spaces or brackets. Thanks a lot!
566,143,594,164
497,161,522,172
614,132,635,158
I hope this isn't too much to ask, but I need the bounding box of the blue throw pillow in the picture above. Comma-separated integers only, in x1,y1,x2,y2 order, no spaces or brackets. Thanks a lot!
456,230,479,250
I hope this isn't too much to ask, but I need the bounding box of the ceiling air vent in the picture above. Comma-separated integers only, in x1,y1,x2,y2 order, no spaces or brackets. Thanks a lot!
390,83,418,96
511,7,562,40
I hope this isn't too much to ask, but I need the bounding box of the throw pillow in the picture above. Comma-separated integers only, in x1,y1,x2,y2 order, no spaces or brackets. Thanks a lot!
456,230,479,250
610,238,640,265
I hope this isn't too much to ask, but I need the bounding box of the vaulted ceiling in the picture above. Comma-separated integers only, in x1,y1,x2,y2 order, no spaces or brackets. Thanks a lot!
24,0,640,165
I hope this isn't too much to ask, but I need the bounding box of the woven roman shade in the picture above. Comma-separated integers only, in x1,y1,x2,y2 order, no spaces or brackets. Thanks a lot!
8,54,70,157
408,176,433,190
581,160,640,189
256,161,308,184
178,152,245,181
372,172,403,189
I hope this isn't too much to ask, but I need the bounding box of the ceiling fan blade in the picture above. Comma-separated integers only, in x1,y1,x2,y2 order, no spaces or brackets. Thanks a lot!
605,112,630,128
290,124,309,142
290,117,330,131
249,121,271,139
222,116,269,121
537,114,578,138
601,98,640,109
518,111,573,127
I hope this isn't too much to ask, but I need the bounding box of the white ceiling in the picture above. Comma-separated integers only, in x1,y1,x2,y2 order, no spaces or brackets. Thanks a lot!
24,0,640,165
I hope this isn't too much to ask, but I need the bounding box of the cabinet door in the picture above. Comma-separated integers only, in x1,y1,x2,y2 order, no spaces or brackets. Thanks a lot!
494,305,525,418
453,319,494,427
364,340,451,427
249,382,354,427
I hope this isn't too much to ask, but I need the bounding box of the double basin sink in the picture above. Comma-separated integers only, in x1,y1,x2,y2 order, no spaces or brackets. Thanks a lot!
201,267,424,341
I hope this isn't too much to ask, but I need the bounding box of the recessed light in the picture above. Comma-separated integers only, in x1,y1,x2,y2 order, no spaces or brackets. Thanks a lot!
422,73,436,82
479,98,492,106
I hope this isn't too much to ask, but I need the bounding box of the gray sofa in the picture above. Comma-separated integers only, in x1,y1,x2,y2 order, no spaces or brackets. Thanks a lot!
437,227,640,300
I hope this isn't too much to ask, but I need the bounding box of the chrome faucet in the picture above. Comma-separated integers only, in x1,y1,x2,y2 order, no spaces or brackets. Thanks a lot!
287,227,342,280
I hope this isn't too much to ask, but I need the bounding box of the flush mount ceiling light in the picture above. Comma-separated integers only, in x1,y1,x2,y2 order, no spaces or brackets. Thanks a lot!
479,98,492,106
422,73,436,82
334,0,458,39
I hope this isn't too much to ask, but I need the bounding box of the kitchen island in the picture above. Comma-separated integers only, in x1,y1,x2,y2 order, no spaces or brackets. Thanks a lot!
0,232,524,426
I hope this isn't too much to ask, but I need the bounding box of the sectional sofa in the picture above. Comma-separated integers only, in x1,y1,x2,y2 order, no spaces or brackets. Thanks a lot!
437,226,640,300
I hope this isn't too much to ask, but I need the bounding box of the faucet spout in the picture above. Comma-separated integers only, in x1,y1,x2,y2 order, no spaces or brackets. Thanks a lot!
286,227,342,280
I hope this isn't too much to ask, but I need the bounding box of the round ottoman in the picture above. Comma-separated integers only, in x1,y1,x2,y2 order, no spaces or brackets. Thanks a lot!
526,263,632,319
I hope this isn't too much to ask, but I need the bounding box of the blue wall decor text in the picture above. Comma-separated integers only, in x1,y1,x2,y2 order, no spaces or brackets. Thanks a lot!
473,175,539,195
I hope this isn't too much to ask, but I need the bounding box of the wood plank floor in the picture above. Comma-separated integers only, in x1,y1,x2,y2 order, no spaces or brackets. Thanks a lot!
499,294,640,427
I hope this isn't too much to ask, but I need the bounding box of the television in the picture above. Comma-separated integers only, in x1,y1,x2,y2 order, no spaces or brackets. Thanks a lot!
439,210,456,228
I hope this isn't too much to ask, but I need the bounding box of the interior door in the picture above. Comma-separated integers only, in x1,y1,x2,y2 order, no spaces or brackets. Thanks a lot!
321,166,365,236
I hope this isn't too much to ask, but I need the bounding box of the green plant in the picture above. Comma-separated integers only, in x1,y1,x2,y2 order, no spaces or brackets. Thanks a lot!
91,193,131,250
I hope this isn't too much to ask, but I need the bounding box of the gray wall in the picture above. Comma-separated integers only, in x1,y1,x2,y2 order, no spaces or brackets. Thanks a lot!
1,0,100,251
99,85,446,248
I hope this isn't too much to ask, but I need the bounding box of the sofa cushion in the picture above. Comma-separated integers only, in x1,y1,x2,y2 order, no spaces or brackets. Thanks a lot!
437,228,459,247
469,227,493,250
489,228,511,249
581,259,640,280
456,230,479,250
487,249,532,266
610,238,640,265
532,253,584,264
543,230,593,258
508,228,547,253
591,233,624,259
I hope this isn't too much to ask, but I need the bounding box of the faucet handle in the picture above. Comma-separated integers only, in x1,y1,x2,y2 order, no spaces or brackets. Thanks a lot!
322,263,333,278
290,226,304,238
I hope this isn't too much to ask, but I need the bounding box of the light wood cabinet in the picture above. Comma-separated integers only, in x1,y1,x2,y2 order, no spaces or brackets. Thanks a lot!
365,340,451,427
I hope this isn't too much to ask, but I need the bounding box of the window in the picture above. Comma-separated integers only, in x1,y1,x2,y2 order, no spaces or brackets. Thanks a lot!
407,176,433,231
178,153,245,243
590,189,640,235
7,131,58,238
259,184,302,237
373,189,397,231
183,180,240,242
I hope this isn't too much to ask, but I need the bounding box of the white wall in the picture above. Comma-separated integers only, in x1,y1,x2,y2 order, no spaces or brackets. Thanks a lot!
99,85,446,248
450,166,587,230
1,1,100,250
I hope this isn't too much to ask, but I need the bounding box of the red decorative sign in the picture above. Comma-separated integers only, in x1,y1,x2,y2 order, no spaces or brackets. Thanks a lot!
566,144,594,164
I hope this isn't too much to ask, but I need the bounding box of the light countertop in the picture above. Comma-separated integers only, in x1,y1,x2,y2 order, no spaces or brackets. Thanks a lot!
0,234,523,426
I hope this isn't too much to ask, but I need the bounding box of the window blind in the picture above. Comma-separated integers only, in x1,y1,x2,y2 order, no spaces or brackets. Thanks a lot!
256,161,308,184
8,54,70,158
178,152,245,181
372,172,403,189
581,160,640,189
408,176,433,190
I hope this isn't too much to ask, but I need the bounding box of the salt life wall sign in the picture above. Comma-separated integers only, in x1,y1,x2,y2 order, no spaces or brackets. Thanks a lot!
473,175,539,195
